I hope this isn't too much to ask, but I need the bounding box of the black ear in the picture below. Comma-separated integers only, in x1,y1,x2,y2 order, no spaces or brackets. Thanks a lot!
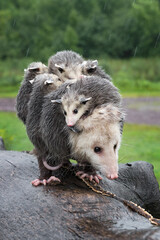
87,60,98,73
51,99,62,104
28,67,40,72
80,97,92,104
55,64,65,73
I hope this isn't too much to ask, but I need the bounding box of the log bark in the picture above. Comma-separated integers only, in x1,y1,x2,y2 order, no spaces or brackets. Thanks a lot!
0,151,160,240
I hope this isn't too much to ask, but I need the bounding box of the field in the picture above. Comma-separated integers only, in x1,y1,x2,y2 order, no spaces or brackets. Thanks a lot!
0,111,160,184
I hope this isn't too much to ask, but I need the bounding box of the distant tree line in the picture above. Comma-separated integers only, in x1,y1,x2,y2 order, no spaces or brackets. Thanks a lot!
0,0,160,61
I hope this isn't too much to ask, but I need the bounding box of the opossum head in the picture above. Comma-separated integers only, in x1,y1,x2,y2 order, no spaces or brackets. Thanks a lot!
49,62,82,82
61,93,92,127
26,62,48,84
33,73,63,91
70,104,124,180
81,60,98,75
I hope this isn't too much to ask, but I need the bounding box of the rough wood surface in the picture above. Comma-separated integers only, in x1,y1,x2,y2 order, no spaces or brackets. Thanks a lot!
0,151,160,240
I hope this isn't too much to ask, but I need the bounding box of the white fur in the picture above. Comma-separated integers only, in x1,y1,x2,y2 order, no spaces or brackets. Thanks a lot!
69,104,123,179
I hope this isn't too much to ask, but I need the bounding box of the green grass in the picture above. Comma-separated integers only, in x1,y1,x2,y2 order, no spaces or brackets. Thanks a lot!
119,124,160,184
0,85,20,98
0,111,160,184
0,112,33,151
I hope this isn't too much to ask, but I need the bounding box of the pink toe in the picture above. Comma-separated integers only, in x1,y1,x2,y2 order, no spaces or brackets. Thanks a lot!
94,176,99,184
89,175,93,181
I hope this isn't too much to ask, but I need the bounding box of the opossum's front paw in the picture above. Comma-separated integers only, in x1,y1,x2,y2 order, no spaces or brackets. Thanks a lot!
76,171,102,184
31,177,61,187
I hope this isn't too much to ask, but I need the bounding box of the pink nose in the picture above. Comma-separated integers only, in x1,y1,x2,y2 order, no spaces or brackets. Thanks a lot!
67,123,74,127
107,173,118,180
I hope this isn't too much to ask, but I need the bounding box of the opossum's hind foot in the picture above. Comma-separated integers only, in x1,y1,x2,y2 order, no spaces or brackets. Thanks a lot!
31,179,47,187
31,176,61,187
47,176,61,185
76,171,102,184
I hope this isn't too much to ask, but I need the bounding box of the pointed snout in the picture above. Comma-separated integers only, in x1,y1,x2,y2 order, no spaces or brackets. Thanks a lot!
106,173,118,180
66,118,76,127
67,123,75,127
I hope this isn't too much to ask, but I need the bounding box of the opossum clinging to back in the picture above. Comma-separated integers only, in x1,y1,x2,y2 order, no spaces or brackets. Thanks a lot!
53,76,122,129
16,62,48,124
81,60,111,80
69,104,124,180
48,50,84,82
48,50,111,82
26,73,66,186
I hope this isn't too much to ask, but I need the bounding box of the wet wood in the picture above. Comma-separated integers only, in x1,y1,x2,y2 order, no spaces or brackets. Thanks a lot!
0,151,160,240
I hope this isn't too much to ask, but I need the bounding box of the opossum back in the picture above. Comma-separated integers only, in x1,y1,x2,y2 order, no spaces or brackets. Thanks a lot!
40,82,71,160
63,76,121,108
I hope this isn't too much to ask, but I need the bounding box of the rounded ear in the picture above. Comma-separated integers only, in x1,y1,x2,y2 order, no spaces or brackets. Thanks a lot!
51,99,62,104
29,79,35,84
80,97,92,104
92,60,98,68
44,79,54,85
55,64,65,73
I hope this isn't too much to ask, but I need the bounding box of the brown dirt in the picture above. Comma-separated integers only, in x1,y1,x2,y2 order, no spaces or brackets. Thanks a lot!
0,97,160,126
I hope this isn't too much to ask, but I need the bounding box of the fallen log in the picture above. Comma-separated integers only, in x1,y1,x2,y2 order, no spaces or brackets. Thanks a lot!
0,151,160,240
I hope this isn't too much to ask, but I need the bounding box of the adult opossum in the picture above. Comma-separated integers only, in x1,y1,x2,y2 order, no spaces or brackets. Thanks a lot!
69,104,124,181
38,77,122,185
16,62,48,124
58,76,122,129
81,60,111,80
48,50,84,81
26,73,66,186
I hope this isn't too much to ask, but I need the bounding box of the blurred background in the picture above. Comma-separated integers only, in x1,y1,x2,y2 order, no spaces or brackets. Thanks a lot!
0,0,160,183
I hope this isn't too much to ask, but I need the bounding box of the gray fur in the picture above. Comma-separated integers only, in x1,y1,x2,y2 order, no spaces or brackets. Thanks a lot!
62,76,121,118
26,73,65,179
48,50,84,80
16,62,48,124
39,76,122,170
39,83,72,168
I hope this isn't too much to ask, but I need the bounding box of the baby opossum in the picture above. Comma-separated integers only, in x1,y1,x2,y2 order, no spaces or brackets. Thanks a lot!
69,104,124,181
26,73,66,186
16,62,48,124
48,50,111,82
48,50,84,82
59,76,122,128
81,60,111,80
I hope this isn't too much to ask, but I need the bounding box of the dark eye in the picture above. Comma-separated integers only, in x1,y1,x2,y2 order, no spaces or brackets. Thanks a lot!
58,78,61,81
94,147,102,153
73,109,78,114
58,67,64,73
114,144,117,151
64,111,67,116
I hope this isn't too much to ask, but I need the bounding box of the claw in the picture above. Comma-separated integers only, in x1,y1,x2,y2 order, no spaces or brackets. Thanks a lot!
47,176,61,184
89,175,93,182
76,171,102,183
31,179,44,187
31,176,61,187
94,176,99,184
